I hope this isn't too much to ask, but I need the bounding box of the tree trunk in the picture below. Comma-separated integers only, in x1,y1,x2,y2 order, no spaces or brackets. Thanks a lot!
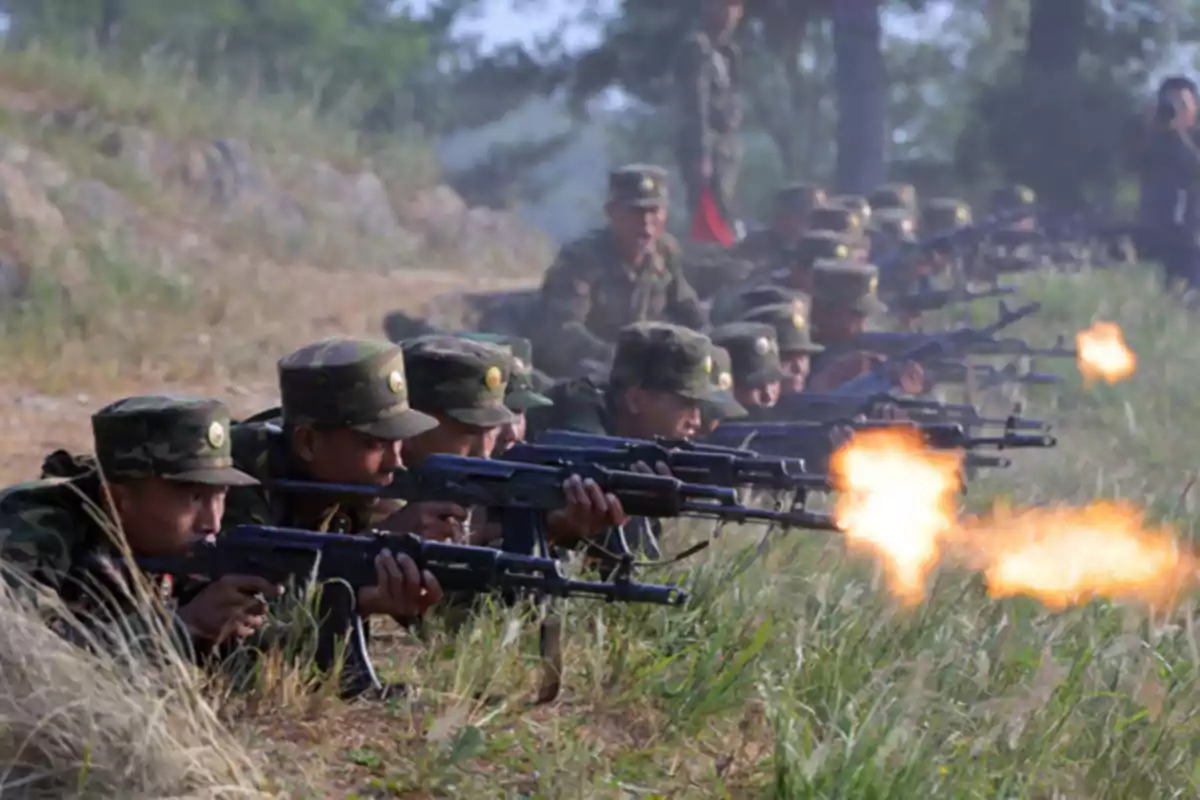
831,0,886,194
1024,0,1087,76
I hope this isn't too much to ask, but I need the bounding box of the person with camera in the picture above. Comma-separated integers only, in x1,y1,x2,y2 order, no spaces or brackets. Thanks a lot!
1137,76,1200,295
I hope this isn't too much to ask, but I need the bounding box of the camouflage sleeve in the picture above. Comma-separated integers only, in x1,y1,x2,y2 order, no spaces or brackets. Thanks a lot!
0,504,81,596
663,243,710,331
536,245,617,368
675,35,712,165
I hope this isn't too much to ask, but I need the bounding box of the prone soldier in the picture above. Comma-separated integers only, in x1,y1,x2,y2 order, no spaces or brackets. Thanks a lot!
739,301,825,395
709,322,790,413
450,332,554,456
700,342,748,434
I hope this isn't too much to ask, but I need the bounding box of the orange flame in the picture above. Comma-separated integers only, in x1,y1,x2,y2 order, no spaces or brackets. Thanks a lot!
962,502,1195,610
830,428,962,606
1076,322,1135,384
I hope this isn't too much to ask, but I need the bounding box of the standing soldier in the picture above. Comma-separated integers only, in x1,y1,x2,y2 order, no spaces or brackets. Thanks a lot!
675,0,746,226
534,164,707,379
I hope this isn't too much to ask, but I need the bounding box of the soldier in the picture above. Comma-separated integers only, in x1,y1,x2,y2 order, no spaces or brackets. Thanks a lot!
808,206,870,262
675,0,746,224
534,164,707,378
525,322,724,557
806,260,924,395
868,183,918,219
451,332,554,456
869,209,921,296
751,230,853,293
0,397,440,670
700,343,748,434
832,195,873,224
988,184,1038,232
740,302,825,394
919,198,973,279
735,182,827,265
710,322,790,412
710,283,804,327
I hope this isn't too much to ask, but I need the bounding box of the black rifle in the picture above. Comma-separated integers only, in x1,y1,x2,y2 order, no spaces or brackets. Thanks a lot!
138,524,685,695
767,390,1051,431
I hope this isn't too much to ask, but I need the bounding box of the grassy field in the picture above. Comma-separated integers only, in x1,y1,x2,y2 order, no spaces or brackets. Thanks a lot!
0,46,1197,799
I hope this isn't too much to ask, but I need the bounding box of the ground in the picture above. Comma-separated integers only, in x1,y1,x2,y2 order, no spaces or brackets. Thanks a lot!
0,48,1197,800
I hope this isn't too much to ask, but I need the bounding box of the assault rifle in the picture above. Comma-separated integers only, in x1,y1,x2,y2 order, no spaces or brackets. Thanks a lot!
922,360,1062,390
766,390,1051,431
138,524,685,696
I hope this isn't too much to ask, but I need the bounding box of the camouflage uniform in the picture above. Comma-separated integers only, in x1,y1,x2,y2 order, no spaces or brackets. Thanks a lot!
0,396,255,654
526,323,723,559
224,337,437,533
735,183,827,265
710,322,790,391
701,343,748,430
535,165,707,378
674,25,743,221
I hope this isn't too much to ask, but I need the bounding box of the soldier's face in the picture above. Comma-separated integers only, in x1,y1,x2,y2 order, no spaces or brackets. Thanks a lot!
292,427,403,489
493,413,527,458
734,381,780,409
780,352,811,393
109,477,227,557
607,202,666,258
620,388,701,440
404,415,502,463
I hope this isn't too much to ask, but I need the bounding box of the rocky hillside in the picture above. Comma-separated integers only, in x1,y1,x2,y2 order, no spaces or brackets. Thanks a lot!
0,48,552,483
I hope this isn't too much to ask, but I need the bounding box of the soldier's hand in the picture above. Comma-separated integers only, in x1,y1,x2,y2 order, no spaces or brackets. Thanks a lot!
546,475,631,544
891,360,926,395
177,574,281,645
379,501,468,542
357,550,443,619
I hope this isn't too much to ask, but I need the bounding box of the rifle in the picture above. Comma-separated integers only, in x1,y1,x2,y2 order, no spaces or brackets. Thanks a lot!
138,524,685,695
520,429,829,493
269,454,841,555
834,300,1042,365
966,335,1077,359
887,284,1017,314
922,360,1062,390
767,390,1051,432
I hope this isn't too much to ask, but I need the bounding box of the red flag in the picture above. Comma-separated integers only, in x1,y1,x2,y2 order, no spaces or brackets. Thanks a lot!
690,186,735,247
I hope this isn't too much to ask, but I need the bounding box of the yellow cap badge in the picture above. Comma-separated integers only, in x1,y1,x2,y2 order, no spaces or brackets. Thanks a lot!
848,212,861,228
484,366,503,390
835,244,849,258
640,176,655,193
955,207,970,223
703,355,713,374
387,370,405,395
792,310,806,329
717,372,733,390
869,276,879,294
206,421,226,449
1018,186,1035,204
754,336,771,356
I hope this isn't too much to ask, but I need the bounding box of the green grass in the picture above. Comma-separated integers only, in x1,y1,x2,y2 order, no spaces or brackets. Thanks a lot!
236,264,1200,798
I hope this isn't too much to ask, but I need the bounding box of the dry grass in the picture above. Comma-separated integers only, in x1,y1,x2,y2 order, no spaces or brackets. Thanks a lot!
0,44,1197,800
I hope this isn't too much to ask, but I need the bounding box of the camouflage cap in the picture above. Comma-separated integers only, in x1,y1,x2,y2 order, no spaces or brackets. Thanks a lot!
868,183,918,213
793,230,854,265
452,331,553,412
608,163,669,208
988,184,1037,214
703,343,748,420
710,283,803,326
832,195,872,222
808,205,866,239
741,302,825,355
710,322,790,388
774,182,827,215
402,335,518,428
812,259,888,316
869,209,918,242
279,336,438,440
921,198,972,232
92,395,256,486
609,322,718,401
